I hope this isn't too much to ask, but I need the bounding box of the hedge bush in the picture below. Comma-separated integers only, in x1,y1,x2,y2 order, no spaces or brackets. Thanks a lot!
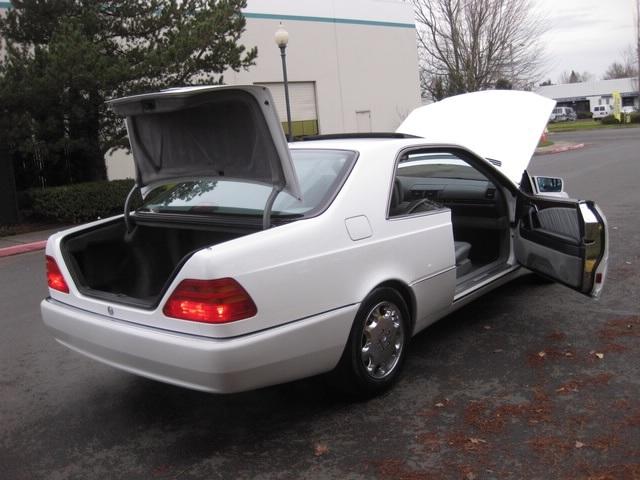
25,179,141,223
600,113,640,125
600,115,620,125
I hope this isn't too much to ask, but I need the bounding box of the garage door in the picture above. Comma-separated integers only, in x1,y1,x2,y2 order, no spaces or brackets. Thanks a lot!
255,81,319,138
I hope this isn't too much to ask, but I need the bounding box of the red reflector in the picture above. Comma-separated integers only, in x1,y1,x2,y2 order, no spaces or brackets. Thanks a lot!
595,272,603,284
163,278,257,323
46,256,69,293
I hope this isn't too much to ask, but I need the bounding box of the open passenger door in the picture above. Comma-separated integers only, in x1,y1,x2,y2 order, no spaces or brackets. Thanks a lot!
514,194,608,297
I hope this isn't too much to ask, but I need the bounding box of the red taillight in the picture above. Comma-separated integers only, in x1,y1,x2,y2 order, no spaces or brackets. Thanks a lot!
163,278,257,323
46,256,69,293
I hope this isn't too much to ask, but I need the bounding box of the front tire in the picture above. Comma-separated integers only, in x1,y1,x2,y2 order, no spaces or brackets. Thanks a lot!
331,287,410,398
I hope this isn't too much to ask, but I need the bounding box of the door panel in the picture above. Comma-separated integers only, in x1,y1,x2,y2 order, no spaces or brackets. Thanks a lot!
515,195,607,297
515,231,584,288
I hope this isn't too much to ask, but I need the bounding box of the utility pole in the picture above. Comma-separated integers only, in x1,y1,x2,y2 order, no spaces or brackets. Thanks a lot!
637,0,640,108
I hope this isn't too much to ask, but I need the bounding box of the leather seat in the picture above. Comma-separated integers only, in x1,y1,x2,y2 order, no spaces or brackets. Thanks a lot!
454,241,472,277
454,241,471,264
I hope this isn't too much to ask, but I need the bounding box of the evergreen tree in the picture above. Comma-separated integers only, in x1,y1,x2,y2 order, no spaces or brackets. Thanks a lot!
0,0,257,186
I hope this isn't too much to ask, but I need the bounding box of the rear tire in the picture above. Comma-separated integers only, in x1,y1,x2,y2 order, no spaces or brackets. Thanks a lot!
330,287,410,398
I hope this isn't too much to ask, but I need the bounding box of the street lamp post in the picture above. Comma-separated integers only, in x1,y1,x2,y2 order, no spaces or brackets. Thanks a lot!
275,23,293,141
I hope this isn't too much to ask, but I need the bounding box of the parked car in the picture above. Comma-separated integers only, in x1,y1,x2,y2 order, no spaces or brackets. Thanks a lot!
41,87,608,397
592,104,614,119
549,106,577,122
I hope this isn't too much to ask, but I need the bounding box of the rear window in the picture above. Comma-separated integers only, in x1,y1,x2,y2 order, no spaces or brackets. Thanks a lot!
138,149,356,218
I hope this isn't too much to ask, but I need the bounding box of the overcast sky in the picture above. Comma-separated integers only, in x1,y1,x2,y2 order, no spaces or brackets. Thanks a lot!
536,0,638,83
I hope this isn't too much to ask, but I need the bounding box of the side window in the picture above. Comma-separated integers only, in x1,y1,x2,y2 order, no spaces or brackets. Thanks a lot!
389,151,488,218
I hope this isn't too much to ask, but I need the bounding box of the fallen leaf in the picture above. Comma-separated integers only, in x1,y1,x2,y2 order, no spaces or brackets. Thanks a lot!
538,351,546,358
625,261,632,265
466,472,476,480
314,443,329,456
483,325,492,330
493,349,504,353
469,438,487,444
595,352,604,359
565,352,573,357
575,441,585,448
435,402,445,408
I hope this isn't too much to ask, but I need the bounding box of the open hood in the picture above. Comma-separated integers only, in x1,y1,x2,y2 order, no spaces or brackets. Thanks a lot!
109,85,301,199
397,90,556,185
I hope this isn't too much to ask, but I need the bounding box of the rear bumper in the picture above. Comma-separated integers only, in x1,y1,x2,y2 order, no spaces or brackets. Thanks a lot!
41,298,357,393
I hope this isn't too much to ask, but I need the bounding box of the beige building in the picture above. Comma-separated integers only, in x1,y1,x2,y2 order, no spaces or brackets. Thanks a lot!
536,77,639,114
235,0,421,135
0,2,8,62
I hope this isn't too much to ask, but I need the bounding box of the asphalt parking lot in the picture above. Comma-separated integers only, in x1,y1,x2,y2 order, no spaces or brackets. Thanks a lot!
1,128,638,479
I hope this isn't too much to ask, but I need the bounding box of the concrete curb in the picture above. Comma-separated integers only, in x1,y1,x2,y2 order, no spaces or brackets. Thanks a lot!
535,143,585,156
0,240,47,258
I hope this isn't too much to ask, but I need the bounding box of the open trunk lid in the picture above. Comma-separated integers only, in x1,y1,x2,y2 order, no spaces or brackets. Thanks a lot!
396,90,556,186
109,85,302,199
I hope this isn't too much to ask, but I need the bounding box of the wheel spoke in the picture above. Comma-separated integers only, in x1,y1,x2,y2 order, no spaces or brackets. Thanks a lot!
358,300,405,380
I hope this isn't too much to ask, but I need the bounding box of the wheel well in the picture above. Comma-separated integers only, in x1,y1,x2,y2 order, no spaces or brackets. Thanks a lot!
376,280,416,334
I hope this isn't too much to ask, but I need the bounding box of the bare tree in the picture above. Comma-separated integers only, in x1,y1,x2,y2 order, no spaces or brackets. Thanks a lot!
413,0,546,100
603,46,638,79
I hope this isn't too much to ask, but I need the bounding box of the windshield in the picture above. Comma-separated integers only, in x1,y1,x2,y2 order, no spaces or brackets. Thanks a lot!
138,149,356,217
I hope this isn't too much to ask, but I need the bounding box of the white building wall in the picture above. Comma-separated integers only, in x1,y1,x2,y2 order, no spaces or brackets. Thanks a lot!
105,148,135,180
228,0,421,133
536,77,639,111
0,4,8,62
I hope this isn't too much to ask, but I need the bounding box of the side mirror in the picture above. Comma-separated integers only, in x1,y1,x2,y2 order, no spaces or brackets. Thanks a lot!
535,176,563,192
532,176,566,196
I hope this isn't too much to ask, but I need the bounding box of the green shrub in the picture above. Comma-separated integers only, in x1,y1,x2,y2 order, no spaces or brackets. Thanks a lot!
24,179,141,223
600,115,620,125
576,111,592,119
600,113,640,125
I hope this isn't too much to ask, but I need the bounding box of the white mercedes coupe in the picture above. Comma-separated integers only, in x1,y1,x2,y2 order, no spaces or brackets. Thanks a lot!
41,86,608,397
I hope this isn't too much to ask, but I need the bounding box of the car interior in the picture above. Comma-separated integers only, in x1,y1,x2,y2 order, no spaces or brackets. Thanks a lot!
389,151,511,291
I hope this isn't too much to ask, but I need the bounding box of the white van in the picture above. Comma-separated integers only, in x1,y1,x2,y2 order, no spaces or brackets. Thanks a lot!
549,106,577,122
592,105,613,119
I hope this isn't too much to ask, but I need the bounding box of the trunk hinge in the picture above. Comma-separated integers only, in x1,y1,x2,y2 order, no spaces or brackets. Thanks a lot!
262,185,282,230
124,183,140,236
